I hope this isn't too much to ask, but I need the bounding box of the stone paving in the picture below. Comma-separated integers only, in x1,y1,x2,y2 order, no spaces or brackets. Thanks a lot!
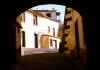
12,48,87,70
21,48,59,56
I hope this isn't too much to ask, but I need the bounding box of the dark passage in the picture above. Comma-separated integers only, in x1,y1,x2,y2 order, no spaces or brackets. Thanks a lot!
12,53,87,70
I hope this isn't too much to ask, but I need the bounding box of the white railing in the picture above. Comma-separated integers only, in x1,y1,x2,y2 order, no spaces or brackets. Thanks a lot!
40,30,58,37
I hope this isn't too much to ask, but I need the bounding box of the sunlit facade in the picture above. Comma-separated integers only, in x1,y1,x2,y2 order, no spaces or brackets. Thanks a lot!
21,9,61,49
60,7,87,65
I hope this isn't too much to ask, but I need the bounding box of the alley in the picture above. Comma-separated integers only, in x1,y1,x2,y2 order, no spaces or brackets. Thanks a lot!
12,50,87,70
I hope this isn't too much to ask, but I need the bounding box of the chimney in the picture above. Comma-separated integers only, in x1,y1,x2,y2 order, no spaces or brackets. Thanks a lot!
52,7,55,10
36,7,38,10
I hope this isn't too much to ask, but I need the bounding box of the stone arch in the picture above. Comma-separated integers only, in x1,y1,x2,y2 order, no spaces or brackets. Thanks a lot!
2,0,99,69
10,0,86,21
11,0,87,65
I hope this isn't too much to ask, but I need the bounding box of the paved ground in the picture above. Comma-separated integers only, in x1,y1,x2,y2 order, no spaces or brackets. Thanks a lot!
21,48,59,56
12,48,87,70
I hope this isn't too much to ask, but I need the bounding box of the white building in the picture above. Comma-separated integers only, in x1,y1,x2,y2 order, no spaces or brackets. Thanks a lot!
32,9,60,20
21,9,61,49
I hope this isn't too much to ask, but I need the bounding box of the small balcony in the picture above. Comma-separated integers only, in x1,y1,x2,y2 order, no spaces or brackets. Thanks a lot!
41,30,58,37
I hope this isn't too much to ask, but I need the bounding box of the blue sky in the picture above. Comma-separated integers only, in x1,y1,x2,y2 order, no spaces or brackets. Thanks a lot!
31,4,66,22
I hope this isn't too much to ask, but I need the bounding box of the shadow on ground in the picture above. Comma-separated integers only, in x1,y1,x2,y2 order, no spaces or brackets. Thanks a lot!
12,53,87,70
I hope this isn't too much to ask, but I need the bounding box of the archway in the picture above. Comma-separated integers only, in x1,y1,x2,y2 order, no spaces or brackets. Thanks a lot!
1,0,99,70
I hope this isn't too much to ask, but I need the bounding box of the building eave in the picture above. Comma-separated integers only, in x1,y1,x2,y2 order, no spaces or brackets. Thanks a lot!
42,34,61,39
14,20,22,28
28,9,59,22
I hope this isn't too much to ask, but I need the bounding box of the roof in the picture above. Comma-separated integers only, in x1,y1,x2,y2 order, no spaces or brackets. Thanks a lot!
27,9,58,22
28,9,44,17
31,9,61,16
31,9,57,12
14,20,22,28
41,34,61,39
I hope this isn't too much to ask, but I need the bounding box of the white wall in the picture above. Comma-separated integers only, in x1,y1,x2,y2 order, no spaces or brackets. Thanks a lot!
38,16,59,37
21,11,60,49
21,12,39,48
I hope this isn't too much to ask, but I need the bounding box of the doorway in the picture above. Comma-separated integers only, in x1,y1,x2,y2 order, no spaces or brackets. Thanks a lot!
53,40,57,49
22,31,25,47
34,34,38,48
75,19,80,60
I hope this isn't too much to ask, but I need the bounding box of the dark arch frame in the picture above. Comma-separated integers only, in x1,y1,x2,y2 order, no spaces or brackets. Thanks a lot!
7,0,86,20
1,0,99,70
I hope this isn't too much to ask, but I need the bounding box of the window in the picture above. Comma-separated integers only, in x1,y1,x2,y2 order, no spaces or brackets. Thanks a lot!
33,15,37,25
46,13,51,17
21,12,25,22
53,40,57,49
48,26,50,32
53,28,55,36
50,39,52,46
33,19,36,25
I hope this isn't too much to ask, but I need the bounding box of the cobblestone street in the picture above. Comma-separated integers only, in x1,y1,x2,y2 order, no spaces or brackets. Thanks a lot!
21,48,59,56
12,48,87,70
